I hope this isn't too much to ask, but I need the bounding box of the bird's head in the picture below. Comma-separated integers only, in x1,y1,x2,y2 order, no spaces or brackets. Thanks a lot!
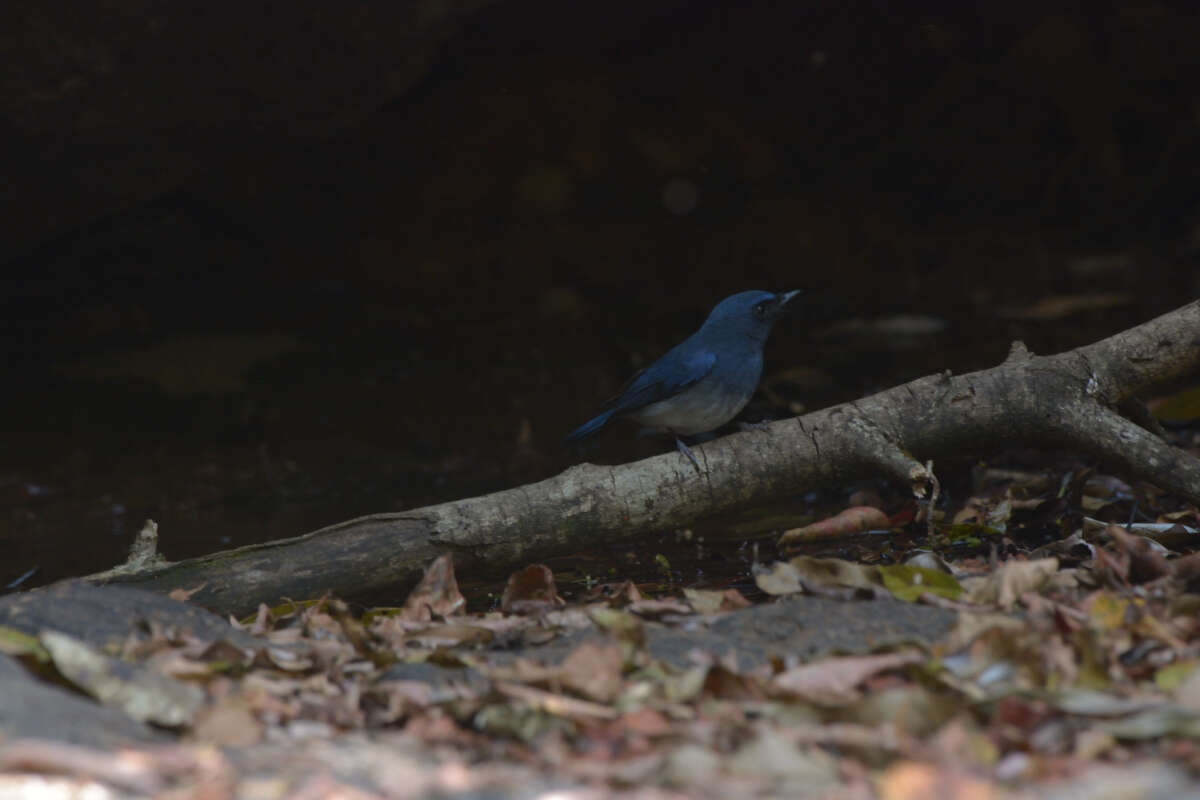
701,290,801,343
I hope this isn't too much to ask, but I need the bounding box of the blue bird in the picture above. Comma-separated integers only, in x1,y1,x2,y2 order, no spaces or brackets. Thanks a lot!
566,290,800,469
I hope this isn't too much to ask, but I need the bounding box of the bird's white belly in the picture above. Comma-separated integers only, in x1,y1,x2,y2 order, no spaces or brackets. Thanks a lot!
627,382,751,436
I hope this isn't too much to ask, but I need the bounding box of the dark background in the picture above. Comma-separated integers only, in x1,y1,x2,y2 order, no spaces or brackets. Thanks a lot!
2,0,1198,590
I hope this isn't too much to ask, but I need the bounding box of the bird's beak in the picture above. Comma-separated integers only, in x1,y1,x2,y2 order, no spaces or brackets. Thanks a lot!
769,290,801,318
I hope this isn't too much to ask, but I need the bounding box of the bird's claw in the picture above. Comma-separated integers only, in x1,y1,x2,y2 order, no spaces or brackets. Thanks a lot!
674,436,702,473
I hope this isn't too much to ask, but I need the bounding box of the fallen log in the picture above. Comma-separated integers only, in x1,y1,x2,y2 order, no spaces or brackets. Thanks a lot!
91,300,1200,615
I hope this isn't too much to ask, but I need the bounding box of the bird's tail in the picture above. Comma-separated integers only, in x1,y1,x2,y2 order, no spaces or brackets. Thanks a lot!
565,409,617,443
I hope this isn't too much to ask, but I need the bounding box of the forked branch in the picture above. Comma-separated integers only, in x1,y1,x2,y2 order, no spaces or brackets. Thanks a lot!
93,301,1200,614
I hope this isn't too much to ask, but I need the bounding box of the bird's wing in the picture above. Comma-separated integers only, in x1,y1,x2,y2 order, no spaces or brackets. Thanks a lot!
606,347,716,415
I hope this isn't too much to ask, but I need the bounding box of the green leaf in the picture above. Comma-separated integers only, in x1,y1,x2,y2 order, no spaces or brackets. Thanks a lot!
878,564,963,602
1155,660,1199,692
0,625,50,661
1152,385,1200,423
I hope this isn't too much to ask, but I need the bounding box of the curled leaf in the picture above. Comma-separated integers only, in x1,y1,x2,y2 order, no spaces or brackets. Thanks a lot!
778,506,890,546
501,564,564,613
401,554,465,622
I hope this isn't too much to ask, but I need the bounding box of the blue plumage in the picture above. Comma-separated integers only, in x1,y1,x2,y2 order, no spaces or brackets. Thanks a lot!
567,290,799,468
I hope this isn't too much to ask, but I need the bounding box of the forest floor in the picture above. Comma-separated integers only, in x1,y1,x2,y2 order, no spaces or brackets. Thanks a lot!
3,411,1200,798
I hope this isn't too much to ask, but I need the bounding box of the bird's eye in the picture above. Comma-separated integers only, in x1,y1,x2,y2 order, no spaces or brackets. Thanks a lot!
753,302,767,319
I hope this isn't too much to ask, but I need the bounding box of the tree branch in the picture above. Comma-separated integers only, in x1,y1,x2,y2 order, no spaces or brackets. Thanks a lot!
92,300,1200,615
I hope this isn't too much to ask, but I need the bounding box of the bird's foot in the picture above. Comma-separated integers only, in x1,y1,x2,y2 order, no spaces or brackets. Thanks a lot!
736,420,773,433
674,436,702,473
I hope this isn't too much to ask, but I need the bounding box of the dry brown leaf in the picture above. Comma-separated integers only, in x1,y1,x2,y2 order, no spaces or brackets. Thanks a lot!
1159,508,1200,524
146,649,222,680
778,506,891,546
703,664,768,701
404,624,494,649
726,730,840,788
1029,531,1094,563
944,612,1027,651
616,707,673,737
1093,545,1132,587
961,558,1058,609
261,644,314,671
952,503,983,526
580,579,643,606
1173,552,1200,591
789,556,885,591
199,639,255,669
494,681,619,720
772,650,924,705
500,564,565,613
660,743,722,788
878,760,1001,800
627,597,692,618
191,697,264,747
167,584,206,603
246,603,273,636
1106,525,1172,584
400,554,466,622
483,656,562,686
299,776,387,799
754,560,804,596
373,678,456,724
533,607,596,634
927,714,999,770
683,587,752,614
559,639,625,703
1073,727,1117,760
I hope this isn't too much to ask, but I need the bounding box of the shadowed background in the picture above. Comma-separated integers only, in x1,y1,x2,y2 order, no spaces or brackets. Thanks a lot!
2,0,1198,591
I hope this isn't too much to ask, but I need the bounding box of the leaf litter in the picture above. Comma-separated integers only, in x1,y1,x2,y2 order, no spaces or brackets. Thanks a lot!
5,447,1200,796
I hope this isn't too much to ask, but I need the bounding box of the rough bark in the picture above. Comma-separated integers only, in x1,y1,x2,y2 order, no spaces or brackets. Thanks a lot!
92,301,1200,615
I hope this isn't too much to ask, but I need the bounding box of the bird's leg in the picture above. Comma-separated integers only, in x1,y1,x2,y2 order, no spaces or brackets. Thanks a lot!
672,433,702,473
